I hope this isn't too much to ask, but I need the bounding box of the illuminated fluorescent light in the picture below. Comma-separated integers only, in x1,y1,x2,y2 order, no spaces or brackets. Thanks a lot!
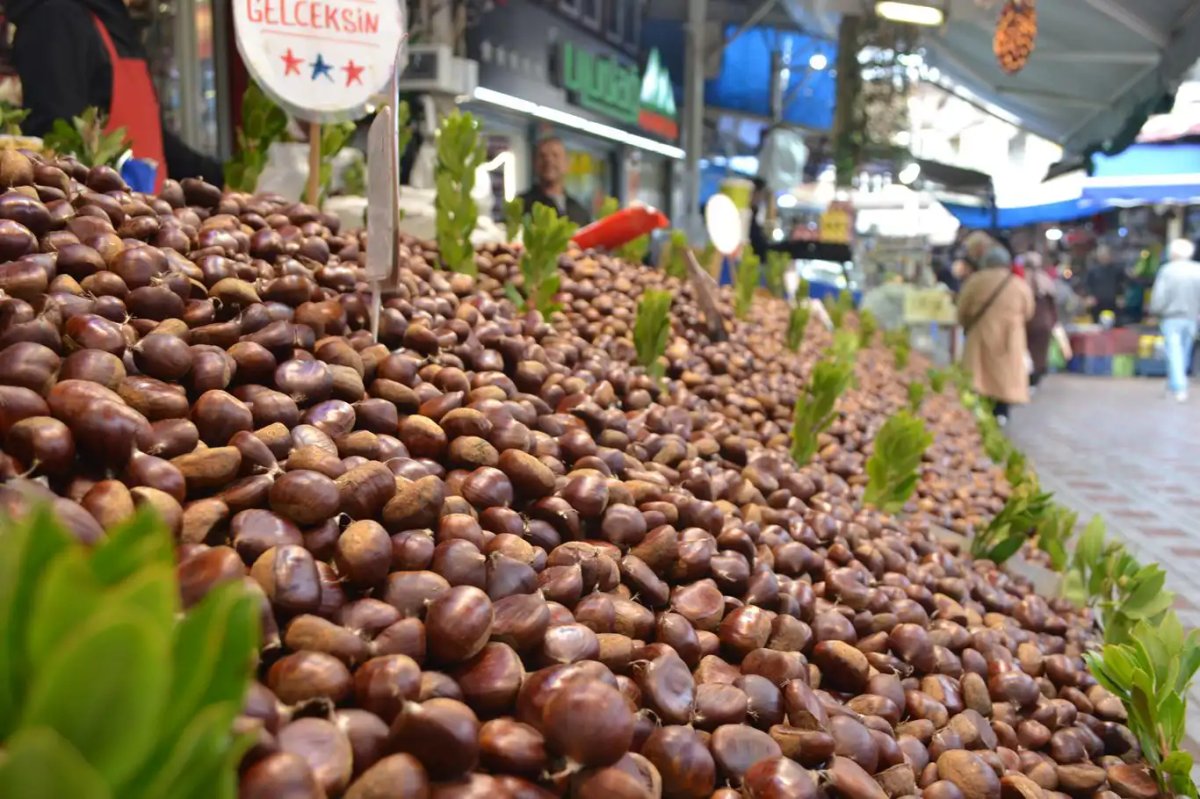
898,162,921,185
875,1,945,26
777,193,798,209
470,86,686,160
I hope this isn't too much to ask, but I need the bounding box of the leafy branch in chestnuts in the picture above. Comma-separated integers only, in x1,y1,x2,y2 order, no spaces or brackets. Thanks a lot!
790,357,855,466
786,303,810,352
906,380,925,414
764,250,788,298
503,197,525,243
435,111,486,276
1085,612,1200,799
862,410,932,515
969,478,1053,564
43,107,129,169
509,202,576,317
733,252,760,320
0,505,259,798
224,82,289,193
634,289,673,382
857,308,878,348
660,229,690,280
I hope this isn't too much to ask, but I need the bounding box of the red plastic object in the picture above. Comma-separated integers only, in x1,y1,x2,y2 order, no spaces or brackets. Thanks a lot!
572,205,669,251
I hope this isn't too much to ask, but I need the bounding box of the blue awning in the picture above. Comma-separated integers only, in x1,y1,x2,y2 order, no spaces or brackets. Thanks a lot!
941,197,1110,229
1082,143,1200,204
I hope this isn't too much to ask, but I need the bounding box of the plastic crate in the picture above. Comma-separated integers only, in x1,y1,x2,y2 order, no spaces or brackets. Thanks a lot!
1136,357,1168,377
1112,354,1136,378
1107,328,1141,355
1069,332,1115,357
1068,355,1113,376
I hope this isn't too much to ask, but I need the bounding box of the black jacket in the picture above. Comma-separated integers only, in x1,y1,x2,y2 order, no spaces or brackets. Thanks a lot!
9,0,223,185
519,186,591,227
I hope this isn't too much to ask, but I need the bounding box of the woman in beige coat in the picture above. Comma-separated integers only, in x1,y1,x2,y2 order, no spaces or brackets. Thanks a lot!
957,243,1035,425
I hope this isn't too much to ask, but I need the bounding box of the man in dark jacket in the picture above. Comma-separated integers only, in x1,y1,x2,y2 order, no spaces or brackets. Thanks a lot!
1085,245,1124,323
519,137,590,226
10,0,223,186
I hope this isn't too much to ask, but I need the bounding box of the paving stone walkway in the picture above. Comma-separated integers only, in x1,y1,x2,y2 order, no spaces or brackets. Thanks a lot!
1006,374,1200,761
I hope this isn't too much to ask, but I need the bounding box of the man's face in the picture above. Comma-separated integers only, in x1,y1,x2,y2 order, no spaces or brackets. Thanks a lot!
535,141,567,188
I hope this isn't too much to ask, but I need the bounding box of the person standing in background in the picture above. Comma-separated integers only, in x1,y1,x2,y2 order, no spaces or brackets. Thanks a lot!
1148,239,1200,402
1024,252,1058,391
9,0,222,190
519,137,591,227
957,243,1035,426
1085,245,1123,323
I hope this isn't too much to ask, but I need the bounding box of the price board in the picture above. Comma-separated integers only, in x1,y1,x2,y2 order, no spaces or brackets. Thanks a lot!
903,287,958,325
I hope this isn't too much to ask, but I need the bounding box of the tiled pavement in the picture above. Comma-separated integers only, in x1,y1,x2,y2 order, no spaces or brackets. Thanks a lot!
1006,375,1200,762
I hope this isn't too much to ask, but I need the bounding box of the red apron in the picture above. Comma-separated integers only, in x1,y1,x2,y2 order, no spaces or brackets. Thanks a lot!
91,15,166,192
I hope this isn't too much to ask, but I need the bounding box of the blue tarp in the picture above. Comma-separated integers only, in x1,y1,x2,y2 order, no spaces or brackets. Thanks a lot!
704,26,836,130
642,21,836,130
1083,143,1200,204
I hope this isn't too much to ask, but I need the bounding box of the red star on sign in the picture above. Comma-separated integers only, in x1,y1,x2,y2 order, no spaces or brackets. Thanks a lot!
343,59,365,87
281,48,303,76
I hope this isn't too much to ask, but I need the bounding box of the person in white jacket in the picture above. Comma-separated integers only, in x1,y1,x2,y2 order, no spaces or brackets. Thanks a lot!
1149,239,1200,402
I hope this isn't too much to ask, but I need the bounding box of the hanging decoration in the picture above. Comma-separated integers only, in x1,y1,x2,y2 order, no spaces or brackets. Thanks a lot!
994,0,1038,74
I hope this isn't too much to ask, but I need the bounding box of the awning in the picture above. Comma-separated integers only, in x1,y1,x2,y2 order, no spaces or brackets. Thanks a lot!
808,0,1200,156
1082,142,1200,204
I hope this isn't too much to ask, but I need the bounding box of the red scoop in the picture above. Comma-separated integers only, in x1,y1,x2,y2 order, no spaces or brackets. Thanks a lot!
573,205,669,251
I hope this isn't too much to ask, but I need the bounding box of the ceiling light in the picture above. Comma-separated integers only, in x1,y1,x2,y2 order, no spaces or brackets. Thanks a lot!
875,1,945,26
1045,228,1063,242
898,163,921,185
777,193,798,209
808,53,828,71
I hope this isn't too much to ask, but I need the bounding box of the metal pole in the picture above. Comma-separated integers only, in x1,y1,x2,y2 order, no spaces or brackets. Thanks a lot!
683,0,707,238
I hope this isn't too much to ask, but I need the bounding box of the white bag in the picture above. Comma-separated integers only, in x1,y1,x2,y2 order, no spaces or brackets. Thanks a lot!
1052,324,1073,361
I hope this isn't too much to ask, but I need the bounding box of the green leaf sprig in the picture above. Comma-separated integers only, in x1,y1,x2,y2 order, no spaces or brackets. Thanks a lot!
634,289,673,382
734,252,760,319
599,196,619,218
969,479,1054,564
907,381,925,414
617,234,650,265
435,111,486,276
44,107,129,169
786,304,810,352
824,290,854,329
790,357,855,466
858,309,878,349
926,367,947,395
660,230,689,280
224,82,288,193
0,506,259,799
503,197,525,243
510,202,576,317
1034,503,1076,572
0,102,29,137
1084,613,1200,799
832,329,860,363
318,120,356,203
862,411,932,514
884,328,911,370
765,251,789,298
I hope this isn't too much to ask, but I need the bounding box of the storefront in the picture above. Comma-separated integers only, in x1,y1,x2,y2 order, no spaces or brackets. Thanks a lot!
464,0,682,221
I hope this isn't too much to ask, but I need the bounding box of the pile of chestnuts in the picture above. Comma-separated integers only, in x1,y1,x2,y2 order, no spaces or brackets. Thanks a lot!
0,150,1154,799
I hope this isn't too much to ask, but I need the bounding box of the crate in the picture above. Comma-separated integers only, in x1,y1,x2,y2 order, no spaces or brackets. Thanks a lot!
1069,332,1115,357
1112,354,1136,378
1068,355,1113,375
1107,328,1141,355
1136,357,1168,377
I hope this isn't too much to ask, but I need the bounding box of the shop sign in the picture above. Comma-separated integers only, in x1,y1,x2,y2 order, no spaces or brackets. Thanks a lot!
638,49,678,140
561,41,640,126
560,41,679,141
819,201,854,244
903,288,958,325
235,0,406,122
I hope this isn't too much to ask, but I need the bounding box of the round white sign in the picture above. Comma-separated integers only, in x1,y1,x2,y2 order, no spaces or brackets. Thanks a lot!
234,0,406,122
705,193,743,256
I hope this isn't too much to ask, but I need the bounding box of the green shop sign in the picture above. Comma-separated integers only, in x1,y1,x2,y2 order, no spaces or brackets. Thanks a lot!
561,41,640,126
560,43,678,140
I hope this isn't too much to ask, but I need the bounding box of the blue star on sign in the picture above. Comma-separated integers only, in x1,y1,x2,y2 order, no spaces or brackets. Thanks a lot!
310,54,333,81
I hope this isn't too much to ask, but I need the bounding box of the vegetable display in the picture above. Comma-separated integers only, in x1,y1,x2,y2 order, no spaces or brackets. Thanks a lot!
0,146,1186,799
